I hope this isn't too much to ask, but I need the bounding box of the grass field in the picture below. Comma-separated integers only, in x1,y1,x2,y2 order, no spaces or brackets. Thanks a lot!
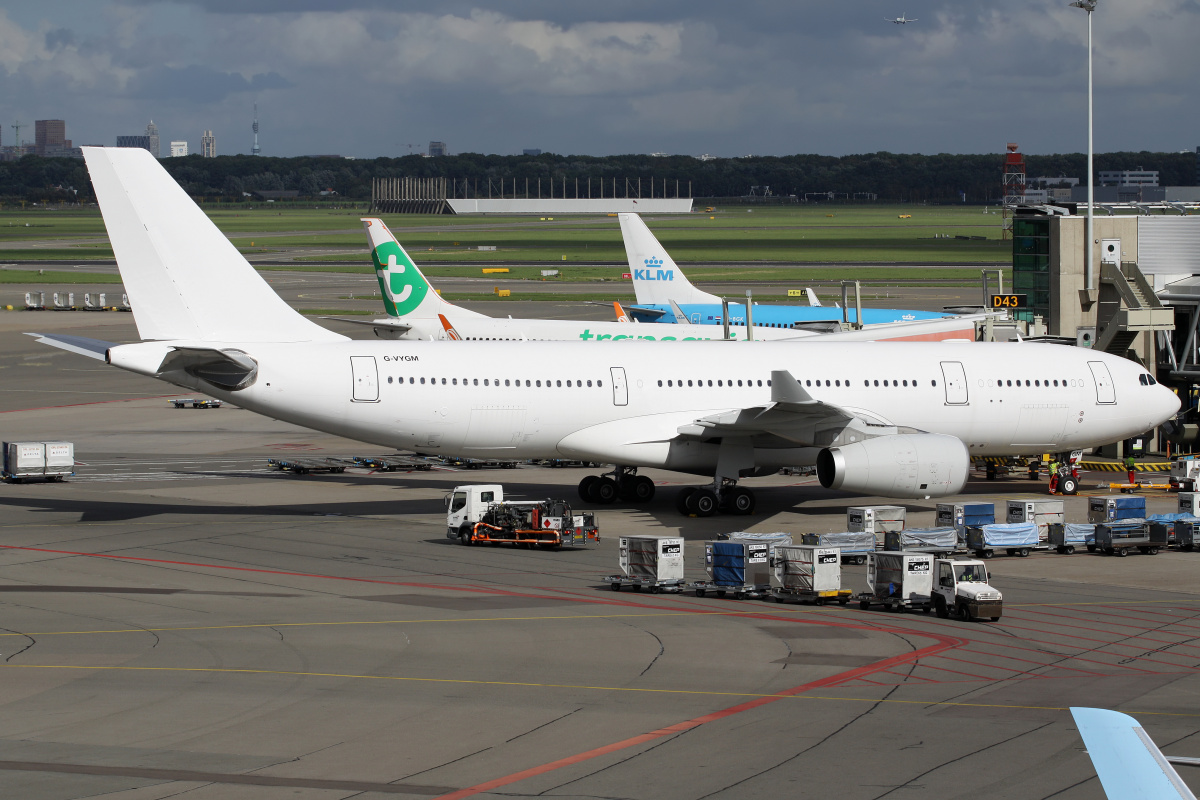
0,204,1012,267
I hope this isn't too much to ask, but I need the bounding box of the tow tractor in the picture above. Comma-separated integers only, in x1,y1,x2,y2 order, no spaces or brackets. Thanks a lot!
932,558,1003,621
447,484,598,548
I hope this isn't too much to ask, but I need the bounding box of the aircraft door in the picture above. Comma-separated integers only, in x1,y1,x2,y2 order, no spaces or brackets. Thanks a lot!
690,312,702,323
610,367,628,406
939,361,968,405
1088,361,1116,404
350,356,379,402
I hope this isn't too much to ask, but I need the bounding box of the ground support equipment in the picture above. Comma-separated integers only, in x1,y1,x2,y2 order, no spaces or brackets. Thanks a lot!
602,575,684,593
266,457,348,475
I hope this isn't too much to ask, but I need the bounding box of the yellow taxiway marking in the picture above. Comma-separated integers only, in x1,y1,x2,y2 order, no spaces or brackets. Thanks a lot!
3,662,1197,719
0,598,1198,639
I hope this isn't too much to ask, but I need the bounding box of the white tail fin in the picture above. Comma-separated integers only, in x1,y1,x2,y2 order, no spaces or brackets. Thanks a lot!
805,288,822,307
361,218,484,320
618,213,720,306
82,147,340,343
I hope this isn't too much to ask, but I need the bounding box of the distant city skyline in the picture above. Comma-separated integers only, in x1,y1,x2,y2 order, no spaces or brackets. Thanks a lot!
2,1,1197,159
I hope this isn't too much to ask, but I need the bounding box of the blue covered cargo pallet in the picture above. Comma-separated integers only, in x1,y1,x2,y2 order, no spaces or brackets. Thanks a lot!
884,527,958,556
1095,520,1164,556
801,532,875,564
966,523,1039,558
1048,523,1096,554
694,540,772,597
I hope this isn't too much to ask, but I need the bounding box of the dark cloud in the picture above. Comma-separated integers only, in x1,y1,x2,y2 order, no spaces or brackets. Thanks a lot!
129,65,291,104
44,27,76,50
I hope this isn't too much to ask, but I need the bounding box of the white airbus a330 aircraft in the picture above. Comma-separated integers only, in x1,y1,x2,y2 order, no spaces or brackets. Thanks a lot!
331,218,983,345
30,148,1179,517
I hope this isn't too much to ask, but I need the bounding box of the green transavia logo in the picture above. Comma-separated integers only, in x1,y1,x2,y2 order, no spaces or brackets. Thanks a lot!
372,241,427,316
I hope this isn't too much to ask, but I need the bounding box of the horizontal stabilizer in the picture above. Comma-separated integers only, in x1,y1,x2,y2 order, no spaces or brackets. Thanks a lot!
25,332,114,361
1071,707,1197,800
319,316,412,334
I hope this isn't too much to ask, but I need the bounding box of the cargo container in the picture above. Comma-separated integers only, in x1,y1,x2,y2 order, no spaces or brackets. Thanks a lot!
1095,520,1162,556
966,522,1040,558
716,531,792,559
770,545,849,604
1048,522,1096,554
800,531,875,564
1179,492,1200,516
846,505,906,540
694,539,773,598
1088,495,1146,524
1176,520,1200,551
41,441,74,480
1006,499,1065,543
936,502,995,539
858,551,933,612
605,536,685,592
3,441,44,482
884,527,957,557
1145,514,1196,547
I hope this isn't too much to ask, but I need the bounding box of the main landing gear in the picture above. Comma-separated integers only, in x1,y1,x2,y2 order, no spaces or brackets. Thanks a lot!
578,466,656,506
675,480,756,518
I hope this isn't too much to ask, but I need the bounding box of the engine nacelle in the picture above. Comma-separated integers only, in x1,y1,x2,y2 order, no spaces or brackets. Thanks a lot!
817,433,970,499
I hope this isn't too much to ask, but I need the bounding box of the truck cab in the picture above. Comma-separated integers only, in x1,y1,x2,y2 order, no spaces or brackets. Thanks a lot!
932,558,1003,621
446,484,503,539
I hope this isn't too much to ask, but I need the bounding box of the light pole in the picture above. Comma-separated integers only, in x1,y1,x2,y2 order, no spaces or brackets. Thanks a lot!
1071,0,1097,292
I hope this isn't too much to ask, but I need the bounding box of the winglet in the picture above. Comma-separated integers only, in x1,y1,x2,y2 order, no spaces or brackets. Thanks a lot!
1071,707,1197,800
613,301,630,323
437,314,462,341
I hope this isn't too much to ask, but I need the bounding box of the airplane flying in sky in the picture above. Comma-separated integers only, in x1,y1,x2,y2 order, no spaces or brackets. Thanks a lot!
620,214,951,328
888,14,917,23
30,148,1179,517
326,217,985,344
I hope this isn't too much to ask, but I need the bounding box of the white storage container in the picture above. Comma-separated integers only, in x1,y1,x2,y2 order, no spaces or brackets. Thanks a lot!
619,535,684,582
3,441,45,479
847,505,906,538
773,545,841,594
866,551,933,604
1179,493,1200,517
42,441,75,477
1006,499,1065,542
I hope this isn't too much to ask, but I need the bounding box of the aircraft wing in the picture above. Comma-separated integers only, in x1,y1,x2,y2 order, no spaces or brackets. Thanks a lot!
1071,707,1197,800
319,316,413,334
676,370,855,443
25,332,115,361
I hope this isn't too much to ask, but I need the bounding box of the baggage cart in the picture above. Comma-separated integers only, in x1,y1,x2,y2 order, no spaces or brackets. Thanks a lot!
41,441,75,481
1179,492,1200,516
884,527,958,557
847,505,906,541
1145,514,1196,546
801,531,875,565
1095,520,1162,556
966,522,1039,558
4,441,46,483
353,454,433,471
936,502,994,540
770,545,850,605
170,398,223,409
24,291,45,310
1048,522,1096,554
266,457,348,475
1088,495,1146,524
1176,520,1200,551
1006,499,1065,544
693,539,772,598
605,536,685,593
857,551,933,613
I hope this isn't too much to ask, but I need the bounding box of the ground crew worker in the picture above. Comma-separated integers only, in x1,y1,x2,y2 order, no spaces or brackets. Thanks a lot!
1125,453,1137,485
1048,459,1060,494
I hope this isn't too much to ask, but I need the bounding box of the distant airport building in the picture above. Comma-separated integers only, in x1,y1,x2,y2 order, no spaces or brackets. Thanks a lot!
522,148,542,156
146,121,160,158
1099,168,1158,187
201,130,216,157
116,135,152,152
371,175,693,215
428,141,447,157
169,141,188,157
35,120,66,155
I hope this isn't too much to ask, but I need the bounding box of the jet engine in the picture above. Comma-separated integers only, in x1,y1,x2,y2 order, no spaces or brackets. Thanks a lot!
816,433,970,499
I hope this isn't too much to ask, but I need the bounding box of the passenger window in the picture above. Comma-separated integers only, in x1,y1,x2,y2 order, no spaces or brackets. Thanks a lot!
707,380,713,387
757,380,762,386
420,377,426,384
556,380,562,387
737,380,743,386
587,380,593,387
388,376,394,384
931,380,937,386
717,380,723,387
505,379,510,386
598,380,603,387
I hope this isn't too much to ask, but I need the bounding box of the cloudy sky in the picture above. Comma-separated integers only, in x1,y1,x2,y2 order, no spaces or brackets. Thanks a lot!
2,1,1195,158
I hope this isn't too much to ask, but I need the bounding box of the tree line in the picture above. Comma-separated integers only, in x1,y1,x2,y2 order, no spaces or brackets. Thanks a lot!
1,150,1194,205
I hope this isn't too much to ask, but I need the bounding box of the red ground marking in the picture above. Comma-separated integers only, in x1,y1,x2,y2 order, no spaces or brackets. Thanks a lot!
990,619,1197,662
1007,608,1200,647
909,661,994,681
971,638,1168,674
958,648,1105,677
1088,604,1200,627
936,654,1028,675
0,394,183,414
432,631,965,800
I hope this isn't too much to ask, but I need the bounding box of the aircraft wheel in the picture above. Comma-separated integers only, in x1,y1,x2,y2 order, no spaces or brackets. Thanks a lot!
676,487,697,515
593,477,618,505
1061,477,1078,495
726,487,756,516
578,475,598,503
630,475,656,503
690,489,718,517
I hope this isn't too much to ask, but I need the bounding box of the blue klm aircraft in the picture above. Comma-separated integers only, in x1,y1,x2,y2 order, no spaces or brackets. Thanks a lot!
618,213,954,329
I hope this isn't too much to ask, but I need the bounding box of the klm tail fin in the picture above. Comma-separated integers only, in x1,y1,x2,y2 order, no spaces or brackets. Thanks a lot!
618,213,720,306
361,218,484,320
83,147,341,343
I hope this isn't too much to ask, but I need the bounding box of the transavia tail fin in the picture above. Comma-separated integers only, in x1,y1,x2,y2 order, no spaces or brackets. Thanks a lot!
82,147,342,343
806,288,822,307
438,314,463,340
1071,707,1197,800
618,213,720,306
613,301,631,323
361,218,485,320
